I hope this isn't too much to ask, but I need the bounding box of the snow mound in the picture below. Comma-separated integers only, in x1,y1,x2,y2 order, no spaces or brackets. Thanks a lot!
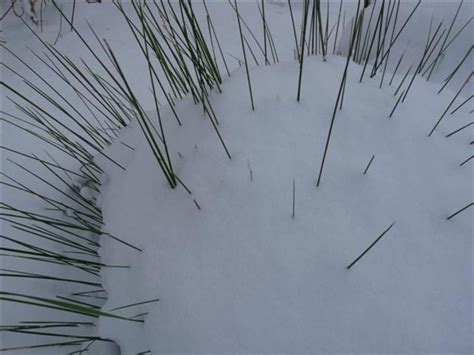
97,57,472,354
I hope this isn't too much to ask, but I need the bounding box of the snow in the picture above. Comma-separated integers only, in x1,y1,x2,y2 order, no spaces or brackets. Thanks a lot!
97,56,472,353
1,2,113,351
1,0,472,354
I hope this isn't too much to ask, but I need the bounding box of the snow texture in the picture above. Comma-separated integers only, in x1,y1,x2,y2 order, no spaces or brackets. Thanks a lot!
1,1,472,354
98,56,472,354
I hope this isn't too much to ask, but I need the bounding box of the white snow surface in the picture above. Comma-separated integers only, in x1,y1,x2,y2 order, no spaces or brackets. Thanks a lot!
98,56,472,354
1,1,472,354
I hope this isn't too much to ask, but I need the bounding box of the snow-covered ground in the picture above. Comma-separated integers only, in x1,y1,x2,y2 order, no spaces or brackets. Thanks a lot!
1,0,472,354
97,55,472,354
